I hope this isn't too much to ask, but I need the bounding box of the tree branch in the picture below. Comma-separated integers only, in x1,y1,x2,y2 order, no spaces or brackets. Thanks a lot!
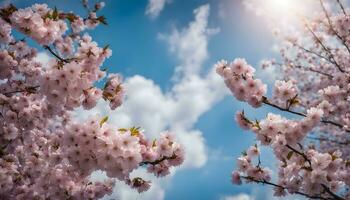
307,136,350,145
303,19,345,73
2,86,39,96
286,144,312,167
262,97,350,132
336,0,347,16
319,0,350,56
139,154,177,166
43,45,69,63
240,176,334,200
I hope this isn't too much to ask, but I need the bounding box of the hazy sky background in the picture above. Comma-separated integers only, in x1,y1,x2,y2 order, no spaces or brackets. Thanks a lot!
6,0,298,199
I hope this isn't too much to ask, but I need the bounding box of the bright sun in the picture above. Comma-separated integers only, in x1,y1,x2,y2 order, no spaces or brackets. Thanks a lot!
266,0,301,16
252,0,313,26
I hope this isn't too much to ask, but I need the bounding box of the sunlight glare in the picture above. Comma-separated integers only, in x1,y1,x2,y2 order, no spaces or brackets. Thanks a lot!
266,0,303,18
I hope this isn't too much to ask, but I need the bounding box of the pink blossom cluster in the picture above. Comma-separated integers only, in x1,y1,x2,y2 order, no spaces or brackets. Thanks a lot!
231,145,271,185
217,1,350,199
102,74,125,110
0,2,184,199
273,80,298,101
10,4,68,45
0,18,12,44
215,58,267,107
61,117,183,192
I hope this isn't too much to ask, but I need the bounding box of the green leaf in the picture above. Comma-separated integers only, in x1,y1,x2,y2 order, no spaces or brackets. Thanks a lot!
345,160,350,167
130,126,141,136
65,13,77,22
97,16,107,25
99,116,108,127
101,67,108,72
287,151,294,160
102,91,113,101
152,139,157,147
52,7,58,20
103,44,110,51
118,128,128,133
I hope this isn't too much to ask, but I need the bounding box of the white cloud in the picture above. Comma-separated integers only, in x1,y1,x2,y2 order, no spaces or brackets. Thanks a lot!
159,4,220,77
145,0,170,18
220,193,254,200
34,51,51,66
75,4,228,199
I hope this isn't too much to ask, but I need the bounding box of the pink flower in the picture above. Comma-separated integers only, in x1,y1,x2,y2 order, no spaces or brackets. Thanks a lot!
231,171,242,185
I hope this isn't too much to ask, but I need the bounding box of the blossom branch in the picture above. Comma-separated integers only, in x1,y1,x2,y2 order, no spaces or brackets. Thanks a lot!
262,97,349,132
2,86,40,96
277,62,333,78
336,0,347,16
291,41,335,65
303,19,345,73
307,136,350,145
285,144,312,166
319,0,350,56
139,154,177,166
43,45,69,63
240,176,332,200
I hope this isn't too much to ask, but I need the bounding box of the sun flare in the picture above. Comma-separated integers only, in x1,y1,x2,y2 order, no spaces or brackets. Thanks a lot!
244,0,314,29
266,0,302,17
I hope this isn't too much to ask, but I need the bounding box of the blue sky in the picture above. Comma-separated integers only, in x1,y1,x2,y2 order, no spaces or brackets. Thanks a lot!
8,0,288,199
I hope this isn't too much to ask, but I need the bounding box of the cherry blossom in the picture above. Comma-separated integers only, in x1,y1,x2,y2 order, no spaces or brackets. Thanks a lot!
218,0,350,199
0,2,184,199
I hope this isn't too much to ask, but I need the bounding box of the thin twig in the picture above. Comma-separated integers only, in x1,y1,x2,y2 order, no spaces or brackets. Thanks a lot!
303,18,345,73
43,45,69,63
319,0,350,55
307,136,350,145
336,0,347,16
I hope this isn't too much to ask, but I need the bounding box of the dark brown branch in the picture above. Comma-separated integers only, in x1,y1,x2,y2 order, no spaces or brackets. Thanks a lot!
278,62,333,78
291,42,335,65
262,97,306,117
43,45,69,63
139,154,177,166
2,86,39,96
308,67,333,78
336,0,347,16
307,136,350,145
240,176,333,200
286,144,312,166
321,184,345,200
262,98,350,132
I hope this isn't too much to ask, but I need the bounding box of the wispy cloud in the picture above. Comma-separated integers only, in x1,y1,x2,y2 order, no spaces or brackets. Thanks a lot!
145,0,170,18
220,193,255,200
